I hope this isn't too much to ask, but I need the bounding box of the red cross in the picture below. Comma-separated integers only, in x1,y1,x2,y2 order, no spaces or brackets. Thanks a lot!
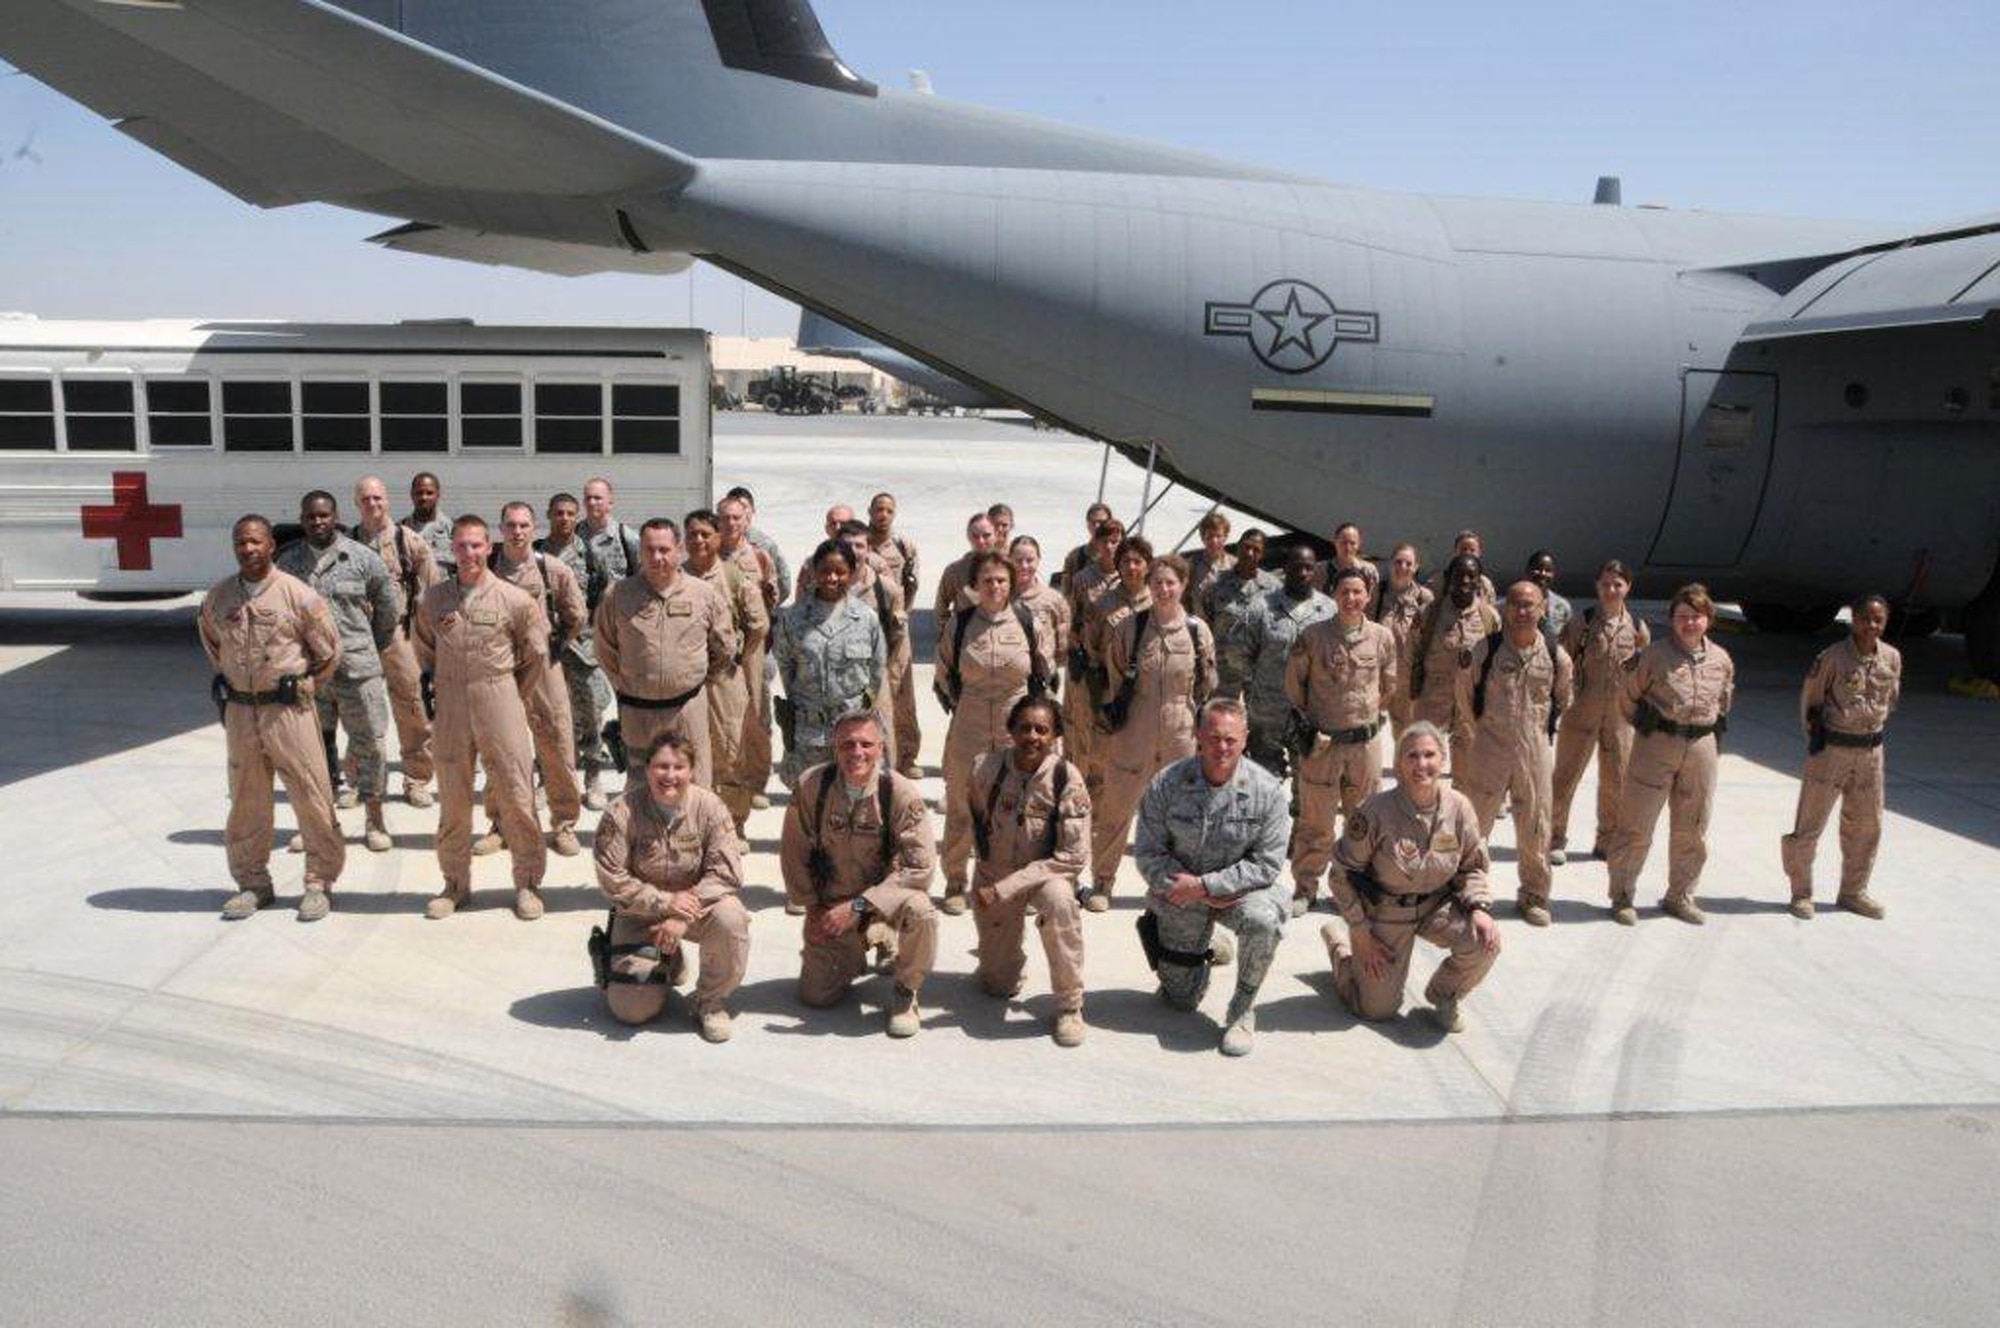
80,471,183,572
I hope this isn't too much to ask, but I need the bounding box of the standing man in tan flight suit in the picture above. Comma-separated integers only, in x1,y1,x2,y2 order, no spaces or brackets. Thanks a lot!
780,711,939,1038
838,519,909,773
1059,501,1115,589
478,502,586,859
716,493,776,800
966,696,1092,1046
934,510,1001,622
1453,581,1575,926
1550,560,1649,864
353,476,437,807
595,518,738,790
868,491,924,778
1605,583,1735,927
593,731,751,1043
202,515,345,922
1407,554,1500,768
1183,512,1232,621
1285,566,1401,917
413,515,549,921
1780,592,1900,920
1375,542,1433,740
682,509,768,837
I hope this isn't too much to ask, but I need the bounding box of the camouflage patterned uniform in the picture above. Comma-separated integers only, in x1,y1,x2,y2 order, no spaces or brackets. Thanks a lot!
401,512,454,579
772,594,888,788
1233,585,1336,777
1135,754,1292,1025
277,533,398,800
545,521,637,777
1205,567,1278,698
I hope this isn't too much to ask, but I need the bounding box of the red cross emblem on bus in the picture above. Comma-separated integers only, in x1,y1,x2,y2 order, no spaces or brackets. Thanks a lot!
80,471,183,571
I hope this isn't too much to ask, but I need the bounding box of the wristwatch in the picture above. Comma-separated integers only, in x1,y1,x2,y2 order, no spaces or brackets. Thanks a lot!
1466,900,1492,915
850,897,874,920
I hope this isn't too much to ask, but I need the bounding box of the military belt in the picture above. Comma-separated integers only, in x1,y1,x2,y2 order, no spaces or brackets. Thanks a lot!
615,683,704,711
1649,717,1722,741
216,676,305,707
1322,717,1383,746
1351,871,1450,910
1822,729,1885,749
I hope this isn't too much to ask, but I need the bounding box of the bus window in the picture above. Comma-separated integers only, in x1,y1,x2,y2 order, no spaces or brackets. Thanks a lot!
0,375,58,450
222,380,296,452
302,380,372,453
534,381,603,455
61,377,139,452
380,380,447,453
145,377,213,448
460,380,523,449
611,381,681,455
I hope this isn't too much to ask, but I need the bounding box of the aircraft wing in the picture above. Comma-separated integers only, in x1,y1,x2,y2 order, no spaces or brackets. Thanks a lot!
367,223,694,278
0,0,695,218
1730,226,2000,343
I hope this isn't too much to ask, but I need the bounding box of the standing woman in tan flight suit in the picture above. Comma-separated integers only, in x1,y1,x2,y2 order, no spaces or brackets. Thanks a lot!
1549,559,1649,865
935,551,1056,914
1406,552,1499,768
1010,535,1073,667
1062,517,1125,795
1087,554,1216,911
1605,583,1735,928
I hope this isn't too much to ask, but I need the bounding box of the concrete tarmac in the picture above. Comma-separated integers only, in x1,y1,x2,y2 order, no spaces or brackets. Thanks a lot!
2,413,1996,1324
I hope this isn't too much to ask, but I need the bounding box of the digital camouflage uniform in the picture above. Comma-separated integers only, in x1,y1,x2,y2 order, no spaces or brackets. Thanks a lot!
276,533,398,801
773,595,888,789
402,512,454,578
1135,755,1292,1027
1204,567,1278,697
1233,586,1336,777
556,520,640,777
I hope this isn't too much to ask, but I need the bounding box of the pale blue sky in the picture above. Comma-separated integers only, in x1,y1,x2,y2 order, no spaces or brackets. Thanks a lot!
1,0,1992,333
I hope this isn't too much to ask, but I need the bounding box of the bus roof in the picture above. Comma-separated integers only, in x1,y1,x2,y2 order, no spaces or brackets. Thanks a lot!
0,317,708,357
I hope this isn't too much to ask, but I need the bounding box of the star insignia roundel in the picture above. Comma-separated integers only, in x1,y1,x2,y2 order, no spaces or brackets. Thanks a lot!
1202,279,1380,374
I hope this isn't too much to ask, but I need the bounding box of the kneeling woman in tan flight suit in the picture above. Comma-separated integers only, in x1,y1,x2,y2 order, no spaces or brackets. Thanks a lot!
1088,554,1217,910
1320,721,1501,1033
965,695,1093,1047
935,551,1056,914
591,731,752,1043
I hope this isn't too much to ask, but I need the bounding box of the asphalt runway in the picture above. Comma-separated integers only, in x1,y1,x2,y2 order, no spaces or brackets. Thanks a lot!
2,413,1996,1323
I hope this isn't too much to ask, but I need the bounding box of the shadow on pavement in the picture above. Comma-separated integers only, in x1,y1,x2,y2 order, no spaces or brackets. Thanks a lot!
507,985,644,1042
86,883,610,916
0,604,213,789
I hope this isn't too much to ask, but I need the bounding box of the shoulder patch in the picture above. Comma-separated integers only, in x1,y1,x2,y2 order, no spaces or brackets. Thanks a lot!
1623,654,1642,672
1458,649,1473,669
1346,810,1369,839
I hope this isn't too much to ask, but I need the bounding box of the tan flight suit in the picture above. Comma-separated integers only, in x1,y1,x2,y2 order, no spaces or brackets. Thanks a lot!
1082,580,1153,792
198,570,346,896
355,520,437,789
933,550,980,622
1061,560,1119,791
690,555,769,826
1453,634,1574,909
1407,597,1499,765
1780,637,1901,903
413,573,548,896
488,550,585,836
1428,568,1499,605
1184,548,1227,622
870,529,924,776
1606,637,1735,909
936,604,1056,892
1015,582,1073,662
849,559,909,773
722,538,777,798
965,750,1090,1010
1328,787,1496,1019
592,784,751,1023
780,765,939,1006
1092,610,1216,894
593,572,736,788
1551,609,1649,854
1285,617,1400,901
1375,580,1434,735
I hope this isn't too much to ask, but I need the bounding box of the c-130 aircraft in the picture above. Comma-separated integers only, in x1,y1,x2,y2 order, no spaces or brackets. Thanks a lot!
5,0,1997,672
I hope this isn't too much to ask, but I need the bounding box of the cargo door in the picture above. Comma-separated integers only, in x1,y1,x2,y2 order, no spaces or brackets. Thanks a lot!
1648,370,1777,567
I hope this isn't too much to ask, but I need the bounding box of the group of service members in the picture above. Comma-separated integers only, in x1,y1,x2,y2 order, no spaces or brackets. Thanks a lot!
198,481,1902,1054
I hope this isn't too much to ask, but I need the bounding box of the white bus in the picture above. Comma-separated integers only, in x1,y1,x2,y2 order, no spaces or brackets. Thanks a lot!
0,317,712,593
